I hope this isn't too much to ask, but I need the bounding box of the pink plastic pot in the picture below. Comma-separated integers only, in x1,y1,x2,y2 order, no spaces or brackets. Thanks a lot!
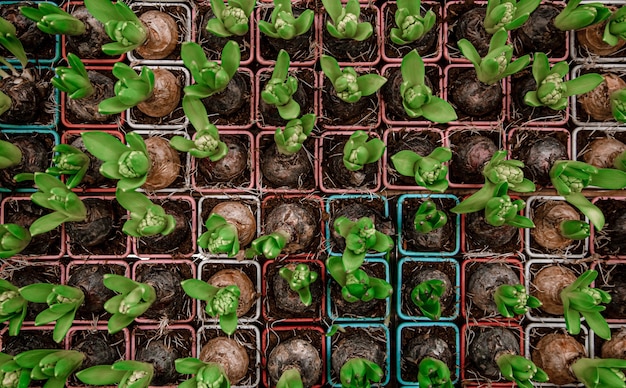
443,0,487,64
506,73,569,127
591,197,626,259
590,259,626,324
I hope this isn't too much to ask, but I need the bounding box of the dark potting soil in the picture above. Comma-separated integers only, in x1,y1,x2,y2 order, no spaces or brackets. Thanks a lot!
446,4,489,57
591,262,626,319
258,136,316,191
329,326,387,384
69,329,126,371
257,68,316,128
321,76,379,128
321,135,379,191
203,71,252,127
399,325,457,384
329,260,387,319
67,263,126,320
199,263,259,321
322,7,379,64
131,5,188,62
264,260,323,320
0,2,54,60
134,328,193,386
195,134,252,189
448,129,500,185
197,7,251,64
464,211,521,254
509,70,567,125
464,261,521,319
511,4,567,59
64,134,117,190
0,132,55,191
509,129,570,188
400,260,456,319
65,5,114,59
65,70,118,125
465,326,520,381
401,196,457,253
1,329,61,355
3,199,62,257
447,67,503,121
257,5,317,63
0,68,56,126
593,199,626,256
386,128,442,186
136,199,193,257
134,262,194,322
381,65,441,122
128,68,186,126
4,263,62,321
382,2,439,60
264,328,324,387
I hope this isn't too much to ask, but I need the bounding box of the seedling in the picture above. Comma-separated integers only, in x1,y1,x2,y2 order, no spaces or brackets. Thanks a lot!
0,279,27,336
84,0,147,55
0,352,29,388
258,0,314,40
390,0,436,45
493,283,542,318
103,274,156,334
46,144,90,189
98,63,154,115
175,358,230,388
496,354,549,388
77,360,154,388
181,279,240,335
261,49,300,120
197,213,240,258
20,3,85,35
413,200,447,234
603,6,626,46
342,130,385,172
339,358,383,388
181,40,240,99
457,29,530,85
484,185,535,228
205,0,256,37
0,224,30,259
560,220,591,240
571,357,626,388
274,114,316,155
277,368,303,388
0,139,21,169
391,147,452,192
279,263,319,306
334,216,393,273
51,53,94,100
13,349,84,388
410,279,445,320
417,358,453,388
245,231,288,259
484,0,541,34
0,16,28,67
322,0,373,41
524,52,603,111
320,55,387,103
115,189,176,237
611,87,626,123
554,0,610,31
399,50,457,123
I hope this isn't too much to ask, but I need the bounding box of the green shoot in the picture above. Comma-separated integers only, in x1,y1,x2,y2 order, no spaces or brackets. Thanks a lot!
274,114,316,156
496,354,549,388
46,144,90,189
279,263,319,306
390,0,436,45
560,220,591,240
261,49,300,120
197,213,240,258
0,352,30,388
20,3,85,35
603,6,626,47
391,147,452,192
494,283,542,318
0,139,22,169
77,360,154,388
14,349,84,388
51,53,94,100
0,224,30,259
0,279,27,336
175,358,230,388
326,256,392,303
103,274,156,334
571,357,626,388
417,358,453,388
83,0,147,55
410,279,445,320
334,216,393,273
413,199,447,234
484,0,542,34
181,279,240,335
206,0,256,38
98,63,154,115
244,231,289,259
320,55,387,103
322,0,373,41
182,40,240,99
554,0,610,31
277,368,302,388
339,358,383,388
258,0,314,40
484,185,535,228
0,91,10,117
115,189,176,237
0,17,28,67
611,88,626,123
342,130,385,172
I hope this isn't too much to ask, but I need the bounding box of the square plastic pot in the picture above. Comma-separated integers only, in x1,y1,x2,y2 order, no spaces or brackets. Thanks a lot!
570,1,626,64
396,322,460,386
572,126,626,168
397,257,460,321
590,324,626,359
590,197,626,258
326,323,391,387
135,130,191,193
590,260,626,324
460,206,523,254
443,0,486,63
318,131,383,194
506,70,569,127
0,324,62,353
571,64,625,128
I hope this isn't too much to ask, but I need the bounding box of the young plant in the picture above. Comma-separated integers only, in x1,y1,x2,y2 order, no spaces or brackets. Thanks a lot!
413,200,447,234
390,0,436,45
170,97,228,161
13,349,84,388
391,147,452,192
603,6,626,47
417,358,453,388
410,279,445,320
334,216,393,273
496,354,549,388
0,279,27,336
77,360,154,388
457,28,530,85
0,352,29,388
81,131,150,191
181,40,240,99
484,186,535,228
0,224,31,259
322,0,373,41
197,213,240,258
554,0,610,31
205,0,256,38
0,17,28,67
258,0,314,40
115,189,176,237
493,283,542,318
83,0,147,55
524,52,603,111
181,279,240,335
98,63,154,115
19,283,84,342
51,53,94,100
0,139,21,169
103,274,156,334
279,263,319,306
277,368,302,388
340,267,393,303
175,358,230,388
20,3,85,35
399,50,457,123
561,269,612,340
611,87,626,123
339,358,383,388
571,357,626,388
274,114,316,156
46,144,90,189
484,0,542,34
261,49,300,120
245,230,287,259
561,220,591,240
320,55,387,103
342,130,385,172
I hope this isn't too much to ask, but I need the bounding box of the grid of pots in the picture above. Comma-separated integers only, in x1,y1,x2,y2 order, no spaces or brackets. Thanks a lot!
3,0,626,387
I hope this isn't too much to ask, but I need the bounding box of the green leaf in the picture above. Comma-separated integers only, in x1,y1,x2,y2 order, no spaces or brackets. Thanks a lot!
28,212,67,236
221,40,240,79
564,192,605,230
219,312,238,335
320,55,342,85
77,366,126,385
52,313,74,343
356,74,387,97
457,39,481,66
391,150,421,177
174,358,205,375
19,283,55,303
322,0,342,24
421,96,457,123
181,279,218,301
564,73,604,96
81,131,128,162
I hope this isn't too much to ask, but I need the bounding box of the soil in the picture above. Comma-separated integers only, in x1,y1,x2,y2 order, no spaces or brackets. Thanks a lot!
399,325,457,384
64,133,116,190
321,7,379,63
69,329,125,370
329,260,387,319
0,69,55,126
590,199,626,257
133,327,193,386
512,4,567,59
197,7,252,64
448,130,499,185
593,262,626,319
321,75,379,128
262,196,322,255
264,260,323,320
466,326,520,381
132,5,188,61
529,200,586,255
200,197,258,247
195,134,252,190
0,2,54,60
465,261,520,318
329,326,387,384
400,196,456,253
65,70,116,124
128,68,186,126
257,5,317,63
509,69,568,124
530,330,587,386
3,199,62,257
385,128,442,186
257,68,316,128
464,211,520,253
202,71,252,126
381,65,441,122
66,5,113,59
447,67,503,121
136,199,193,258
1,329,61,355
509,129,570,188
265,328,323,388
447,4,489,57
67,263,126,321
199,263,259,321
400,260,456,319
321,134,379,191
134,262,193,322
259,136,316,191
0,132,54,191
382,2,439,60
3,263,62,321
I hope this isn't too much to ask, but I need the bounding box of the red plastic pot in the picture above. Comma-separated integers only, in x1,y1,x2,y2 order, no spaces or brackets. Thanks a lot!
506,73,569,127
0,324,61,352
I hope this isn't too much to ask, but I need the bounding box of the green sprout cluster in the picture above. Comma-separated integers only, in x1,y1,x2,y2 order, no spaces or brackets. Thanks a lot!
20,3,85,36
245,230,288,259
258,0,314,40
103,274,156,334
77,360,154,388
46,144,90,189
0,279,27,336
181,40,240,99
342,130,385,172
274,114,316,156
320,55,387,104
496,354,549,388
261,50,300,120
603,6,626,47
391,147,452,192
206,0,256,38
554,0,610,31
340,358,383,388
418,358,453,388
197,213,240,258
115,189,176,238
98,63,154,115
175,358,230,388
571,357,626,388
279,263,319,306
493,283,542,318
322,0,373,41
484,0,541,34
84,0,148,55
410,279,445,320
390,0,436,45
412,200,447,234
181,279,240,335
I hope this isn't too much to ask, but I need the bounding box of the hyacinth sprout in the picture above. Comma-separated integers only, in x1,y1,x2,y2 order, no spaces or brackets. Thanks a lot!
261,49,300,120
391,147,452,192
410,279,445,320
320,55,387,103
417,358,453,388
322,0,373,41
206,0,256,38
170,97,228,161
390,0,436,45
258,0,314,40
77,360,154,388
484,0,542,34
279,263,319,306
13,349,84,388
342,130,385,172
400,50,457,123
496,354,549,388
0,16,28,67
82,131,150,191
181,279,241,335
115,189,176,237
245,231,288,259
554,0,610,31
413,199,447,234
84,0,147,55
611,88,626,123
484,184,535,228
274,114,316,156
51,53,94,100
493,283,542,318
0,279,27,336
571,357,626,388
0,139,21,169
197,213,240,258
175,358,230,388
98,63,154,115
333,265,393,303
277,368,303,388
20,3,85,35
339,358,384,388
524,52,603,111
46,144,90,189
103,274,156,334
603,6,626,47
457,28,530,85
334,216,393,273
0,224,31,259
181,40,240,99
560,220,591,240
0,352,28,388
